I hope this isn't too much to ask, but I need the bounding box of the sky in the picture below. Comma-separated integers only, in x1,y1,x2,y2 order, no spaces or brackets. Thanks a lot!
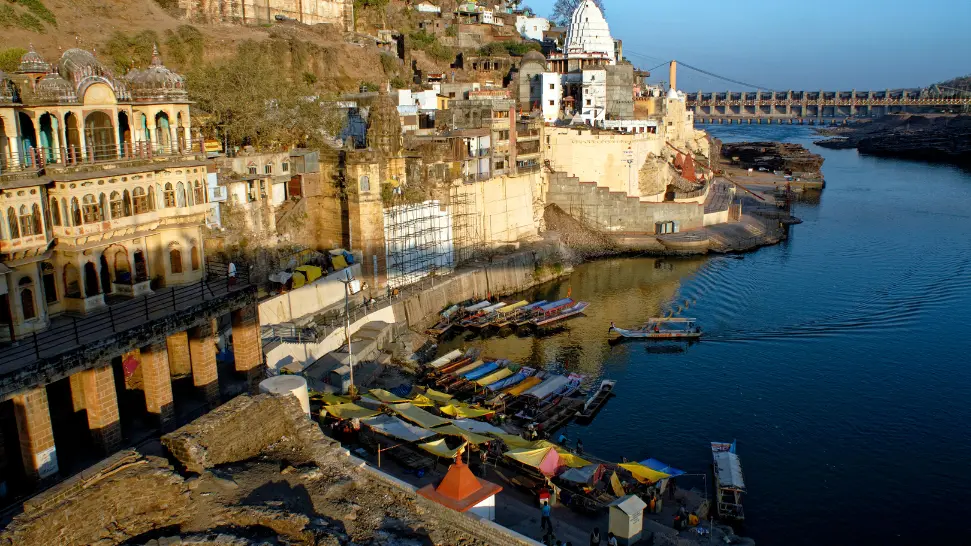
526,0,971,91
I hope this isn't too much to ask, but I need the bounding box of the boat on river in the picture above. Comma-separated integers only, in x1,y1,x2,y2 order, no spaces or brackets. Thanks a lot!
608,318,702,340
711,441,746,521
426,304,462,336
575,379,616,423
527,299,590,327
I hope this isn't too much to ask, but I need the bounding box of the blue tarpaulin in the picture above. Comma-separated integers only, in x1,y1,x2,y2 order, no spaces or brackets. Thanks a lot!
640,458,686,477
487,367,531,391
464,361,499,380
539,299,572,312
390,384,413,398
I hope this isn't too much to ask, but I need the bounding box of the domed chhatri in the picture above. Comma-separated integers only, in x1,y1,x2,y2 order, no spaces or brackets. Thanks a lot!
521,49,547,66
34,72,79,103
57,47,132,100
18,45,51,74
125,44,188,102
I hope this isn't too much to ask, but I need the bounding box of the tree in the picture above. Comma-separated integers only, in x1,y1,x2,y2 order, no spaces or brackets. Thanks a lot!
550,0,606,26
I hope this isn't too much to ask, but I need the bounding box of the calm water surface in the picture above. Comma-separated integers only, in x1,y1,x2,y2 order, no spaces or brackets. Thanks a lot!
442,125,971,545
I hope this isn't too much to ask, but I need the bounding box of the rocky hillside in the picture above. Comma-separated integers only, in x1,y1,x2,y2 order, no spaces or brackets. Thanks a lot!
815,114,971,165
720,141,825,175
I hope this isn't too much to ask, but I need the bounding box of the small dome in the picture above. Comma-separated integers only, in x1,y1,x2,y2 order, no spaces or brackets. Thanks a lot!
58,48,131,101
125,45,188,102
667,87,679,100
522,50,547,65
34,72,78,103
19,46,50,74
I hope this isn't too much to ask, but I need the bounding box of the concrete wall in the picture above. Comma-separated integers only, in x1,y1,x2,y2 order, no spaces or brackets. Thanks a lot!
258,263,362,325
453,172,542,247
547,127,664,199
546,172,704,234
605,64,634,120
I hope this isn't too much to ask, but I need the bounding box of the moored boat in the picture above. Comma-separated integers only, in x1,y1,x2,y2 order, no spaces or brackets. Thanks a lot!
575,379,616,423
608,317,702,340
711,441,745,521
530,299,590,327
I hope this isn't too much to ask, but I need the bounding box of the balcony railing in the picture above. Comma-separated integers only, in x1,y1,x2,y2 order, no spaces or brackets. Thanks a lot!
1,139,206,175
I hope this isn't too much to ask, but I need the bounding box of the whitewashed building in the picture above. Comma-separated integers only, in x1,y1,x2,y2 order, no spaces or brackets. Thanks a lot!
517,16,550,41
541,73,562,123
580,68,607,126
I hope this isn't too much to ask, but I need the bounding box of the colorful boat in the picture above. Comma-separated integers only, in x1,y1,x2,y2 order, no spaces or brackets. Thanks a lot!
490,300,530,328
608,318,702,340
462,302,508,328
711,441,745,521
426,304,462,336
531,300,590,327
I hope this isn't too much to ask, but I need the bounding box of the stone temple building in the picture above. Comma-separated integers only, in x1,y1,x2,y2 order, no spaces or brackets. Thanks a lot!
0,46,264,501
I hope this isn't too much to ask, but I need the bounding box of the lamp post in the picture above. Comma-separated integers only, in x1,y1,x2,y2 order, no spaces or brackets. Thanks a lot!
339,268,356,395
623,146,635,196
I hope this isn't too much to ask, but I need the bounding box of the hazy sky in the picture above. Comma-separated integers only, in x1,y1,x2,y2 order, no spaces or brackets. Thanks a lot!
527,0,971,91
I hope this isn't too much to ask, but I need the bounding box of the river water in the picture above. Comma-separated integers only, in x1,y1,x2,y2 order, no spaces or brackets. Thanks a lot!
440,125,971,544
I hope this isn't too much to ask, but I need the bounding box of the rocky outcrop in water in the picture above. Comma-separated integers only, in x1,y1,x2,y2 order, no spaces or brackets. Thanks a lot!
815,114,971,164
719,141,824,175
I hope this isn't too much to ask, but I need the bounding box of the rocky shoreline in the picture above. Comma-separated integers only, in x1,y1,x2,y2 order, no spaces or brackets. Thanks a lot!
719,141,825,178
814,114,971,165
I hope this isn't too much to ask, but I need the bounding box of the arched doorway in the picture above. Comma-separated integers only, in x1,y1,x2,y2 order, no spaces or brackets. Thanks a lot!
64,112,81,162
17,112,37,166
112,248,131,284
83,262,99,297
133,250,147,283
38,113,58,163
99,255,112,295
176,112,186,152
64,263,81,297
155,112,171,151
83,111,116,161
117,111,131,157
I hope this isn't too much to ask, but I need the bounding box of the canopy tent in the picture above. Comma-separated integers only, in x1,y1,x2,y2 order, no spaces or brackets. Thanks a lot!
476,367,514,387
639,458,686,477
496,300,529,315
619,462,672,485
410,394,436,407
422,388,454,405
315,393,351,405
454,360,486,376
389,403,451,429
713,451,745,490
450,418,507,436
505,446,564,477
491,432,533,449
323,403,379,420
525,375,570,400
522,300,547,311
362,414,435,443
428,350,464,369
464,361,499,380
504,376,543,396
530,440,592,468
464,300,491,312
432,424,492,445
369,389,411,403
440,404,495,419
559,463,606,487
418,438,466,459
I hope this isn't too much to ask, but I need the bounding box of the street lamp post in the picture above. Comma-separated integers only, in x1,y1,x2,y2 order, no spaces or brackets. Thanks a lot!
623,146,635,196
339,269,356,395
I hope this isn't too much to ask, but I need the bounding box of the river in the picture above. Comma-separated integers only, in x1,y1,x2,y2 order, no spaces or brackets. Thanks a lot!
441,125,971,545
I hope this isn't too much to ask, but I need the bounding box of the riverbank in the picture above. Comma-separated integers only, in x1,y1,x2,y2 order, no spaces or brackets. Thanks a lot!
814,113,971,165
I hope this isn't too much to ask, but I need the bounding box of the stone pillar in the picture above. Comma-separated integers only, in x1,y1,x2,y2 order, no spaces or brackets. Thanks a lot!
166,330,192,378
141,342,175,431
232,305,264,393
189,321,220,407
12,387,58,481
68,373,86,413
79,365,122,454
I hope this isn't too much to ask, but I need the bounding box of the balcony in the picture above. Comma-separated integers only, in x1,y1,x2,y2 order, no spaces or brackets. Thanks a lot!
1,140,206,178
51,201,212,241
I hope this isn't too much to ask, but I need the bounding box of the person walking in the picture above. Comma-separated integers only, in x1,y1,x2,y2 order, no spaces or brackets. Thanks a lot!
228,261,237,286
540,500,552,532
606,532,618,546
589,526,601,545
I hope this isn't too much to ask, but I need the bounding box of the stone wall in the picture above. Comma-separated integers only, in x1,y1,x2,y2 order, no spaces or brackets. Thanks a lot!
605,64,635,120
546,127,665,200
177,0,353,30
453,171,544,246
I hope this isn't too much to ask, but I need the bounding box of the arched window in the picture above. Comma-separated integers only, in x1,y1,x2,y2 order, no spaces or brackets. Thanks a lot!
7,207,20,238
123,190,132,216
194,180,206,204
133,187,148,214
176,182,186,207
71,197,82,226
31,203,41,235
99,194,107,221
247,163,257,175
61,198,68,227
42,262,57,304
110,191,124,219
164,183,176,207
51,197,61,226
190,246,200,271
19,205,33,236
147,186,156,211
170,247,183,274
19,277,36,320
82,194,100,224
359,175,370,192
186,182,194,206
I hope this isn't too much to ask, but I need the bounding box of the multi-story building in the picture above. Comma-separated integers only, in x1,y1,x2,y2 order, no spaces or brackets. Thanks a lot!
0,47,263,498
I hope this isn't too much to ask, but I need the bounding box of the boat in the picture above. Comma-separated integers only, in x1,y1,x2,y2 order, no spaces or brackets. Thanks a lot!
711,441,746,521
532,300,590,327
490,300,531,328
462,302,507,328
608,318,702,340
575,379,617,423
426,304,462,336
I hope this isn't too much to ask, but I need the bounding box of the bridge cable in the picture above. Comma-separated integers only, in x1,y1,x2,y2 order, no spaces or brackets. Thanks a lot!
674,60,778,93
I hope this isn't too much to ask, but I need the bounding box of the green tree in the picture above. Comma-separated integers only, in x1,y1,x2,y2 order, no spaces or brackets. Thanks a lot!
0,47,28,72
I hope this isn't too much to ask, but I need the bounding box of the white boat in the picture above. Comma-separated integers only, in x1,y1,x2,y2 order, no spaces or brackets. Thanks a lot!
609,318,702,340
711,441,745,521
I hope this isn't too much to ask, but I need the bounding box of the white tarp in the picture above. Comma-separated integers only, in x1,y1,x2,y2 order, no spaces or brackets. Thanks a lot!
525,375,570,400
428,349,464,369
362,414,435,443
450,418,507,436
465,301,492,312
713,451,745,489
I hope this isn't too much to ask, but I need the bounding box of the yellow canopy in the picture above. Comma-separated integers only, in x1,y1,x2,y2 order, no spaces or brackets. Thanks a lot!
332,254,348,270
504,446,555,469
418,438,466,459
370,389,411,403
610,471,626,497
476,367,513,386
490,432,533,448
432,424,492,445
532,440,593,468
497,300,529,315
410,394,435,407
323,403,379,420
619,462,672,484
314,393,350,405
389,402,451,429
504,376,543,396
422,388,454,405
440,404,495,419
294,265,322,283
292,273,307,288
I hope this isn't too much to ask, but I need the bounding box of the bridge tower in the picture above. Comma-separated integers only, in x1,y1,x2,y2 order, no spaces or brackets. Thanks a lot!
850,89,856,117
